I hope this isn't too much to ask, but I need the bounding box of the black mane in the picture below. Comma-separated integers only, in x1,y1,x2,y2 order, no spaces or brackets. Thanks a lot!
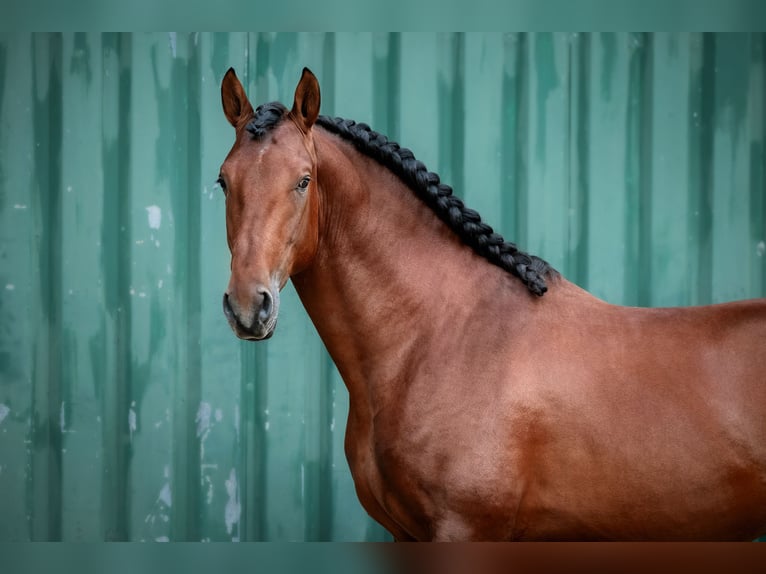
245,104,557,296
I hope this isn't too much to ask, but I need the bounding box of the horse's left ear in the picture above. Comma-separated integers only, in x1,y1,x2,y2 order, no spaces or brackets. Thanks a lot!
291,67,321,131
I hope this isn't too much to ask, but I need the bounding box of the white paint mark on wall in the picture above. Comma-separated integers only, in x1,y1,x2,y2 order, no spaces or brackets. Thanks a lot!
155,536,169,542
234,405,240,442
146,205,162,230
757,240,765,257
128,401,137,441
158,482,172,508
196,402,211,437
204,475,214,505
152,466,172,516
0,404,9,425
168,32,177,58
13,204,27,209
224,468,241,536
60,402,66,433
5,284,14,291
158,279,164,289
214,408,223,423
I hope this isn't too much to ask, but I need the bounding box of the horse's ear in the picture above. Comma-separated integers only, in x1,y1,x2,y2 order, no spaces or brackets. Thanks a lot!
291,67,321,131
221,67,254,128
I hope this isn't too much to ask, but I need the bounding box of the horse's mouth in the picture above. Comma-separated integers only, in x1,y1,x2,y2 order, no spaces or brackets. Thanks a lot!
228,315,277,341
234,322,276,341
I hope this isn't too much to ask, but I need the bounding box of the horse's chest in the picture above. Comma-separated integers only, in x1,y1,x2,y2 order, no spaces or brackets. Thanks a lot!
344,405,521,540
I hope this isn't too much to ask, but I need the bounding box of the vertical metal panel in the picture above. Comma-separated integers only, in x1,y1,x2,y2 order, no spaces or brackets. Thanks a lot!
0,33,764,541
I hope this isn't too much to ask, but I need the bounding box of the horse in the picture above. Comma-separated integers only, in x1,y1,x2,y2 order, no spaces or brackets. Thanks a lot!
217,67,766,541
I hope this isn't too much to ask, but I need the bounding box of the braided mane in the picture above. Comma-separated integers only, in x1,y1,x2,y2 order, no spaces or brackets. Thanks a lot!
246,105,557,296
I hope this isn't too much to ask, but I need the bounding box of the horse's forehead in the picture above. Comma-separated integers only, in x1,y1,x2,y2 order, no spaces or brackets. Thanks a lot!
228,122,309,172
269,120,312,156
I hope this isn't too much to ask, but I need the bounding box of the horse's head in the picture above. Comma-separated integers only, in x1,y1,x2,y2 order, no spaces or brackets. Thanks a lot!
219,68,321,340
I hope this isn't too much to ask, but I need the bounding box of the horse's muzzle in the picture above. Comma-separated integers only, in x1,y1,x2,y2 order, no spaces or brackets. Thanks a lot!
222,288,278,341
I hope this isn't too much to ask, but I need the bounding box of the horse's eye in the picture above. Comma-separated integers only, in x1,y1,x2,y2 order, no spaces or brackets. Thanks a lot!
216,176,227,195
297,176,311,191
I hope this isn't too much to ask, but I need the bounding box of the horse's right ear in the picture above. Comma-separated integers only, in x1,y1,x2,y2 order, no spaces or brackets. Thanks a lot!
221,68,254,128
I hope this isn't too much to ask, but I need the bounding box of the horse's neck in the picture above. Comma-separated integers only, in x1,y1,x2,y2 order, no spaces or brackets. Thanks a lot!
291,129,515,410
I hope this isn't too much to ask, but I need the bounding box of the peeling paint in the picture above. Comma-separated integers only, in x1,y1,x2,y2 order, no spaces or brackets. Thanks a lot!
158,482,172,508
204,475,213,505
196,401,211,437
128,401,137,441
168,32,177,58
146,205,162,230
224,468,241,537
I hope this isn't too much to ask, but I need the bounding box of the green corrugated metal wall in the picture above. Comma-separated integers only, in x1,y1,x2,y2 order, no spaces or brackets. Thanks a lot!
0,32,764,541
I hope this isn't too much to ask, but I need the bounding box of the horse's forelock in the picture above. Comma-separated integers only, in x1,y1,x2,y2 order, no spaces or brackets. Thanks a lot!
245,102,288,139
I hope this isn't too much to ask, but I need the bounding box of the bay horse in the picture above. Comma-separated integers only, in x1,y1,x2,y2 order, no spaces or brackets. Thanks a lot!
218,67,766,541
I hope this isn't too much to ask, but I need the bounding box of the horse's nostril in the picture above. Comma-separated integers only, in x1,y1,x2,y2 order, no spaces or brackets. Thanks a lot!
223,293,234,319
258,289,273,322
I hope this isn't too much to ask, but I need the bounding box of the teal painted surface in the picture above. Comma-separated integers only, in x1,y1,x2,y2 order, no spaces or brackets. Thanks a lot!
0,33,764,541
